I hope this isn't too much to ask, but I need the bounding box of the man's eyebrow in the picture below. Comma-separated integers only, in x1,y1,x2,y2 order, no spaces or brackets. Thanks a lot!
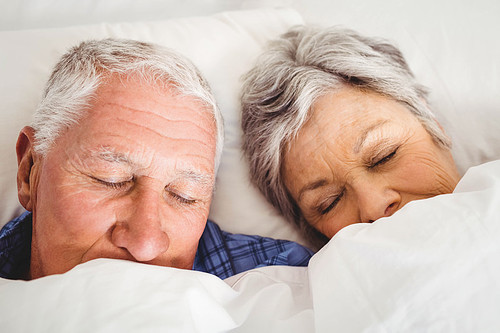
87,147,214,187
176,169,214,187
353,120,390,154
89,147,135,165
297,179,329,204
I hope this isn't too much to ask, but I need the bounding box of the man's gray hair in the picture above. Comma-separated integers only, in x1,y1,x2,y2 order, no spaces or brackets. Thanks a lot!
241,25,451,248
32,38,224,171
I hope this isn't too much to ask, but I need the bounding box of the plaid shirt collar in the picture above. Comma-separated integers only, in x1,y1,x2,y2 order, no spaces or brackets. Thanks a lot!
0,211,32,280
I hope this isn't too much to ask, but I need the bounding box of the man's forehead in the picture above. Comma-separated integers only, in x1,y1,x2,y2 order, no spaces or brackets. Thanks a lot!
93,77,216,139
77,76,217,163
96,74,210,115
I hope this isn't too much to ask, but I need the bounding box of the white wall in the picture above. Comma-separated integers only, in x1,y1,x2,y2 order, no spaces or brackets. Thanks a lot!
1,0,498,32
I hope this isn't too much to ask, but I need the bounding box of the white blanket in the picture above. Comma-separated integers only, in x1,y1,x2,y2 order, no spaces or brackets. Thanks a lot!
310,159,500,332
1,160,499,332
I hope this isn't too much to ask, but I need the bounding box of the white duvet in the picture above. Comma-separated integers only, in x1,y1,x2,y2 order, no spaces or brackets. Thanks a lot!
1,160,499,332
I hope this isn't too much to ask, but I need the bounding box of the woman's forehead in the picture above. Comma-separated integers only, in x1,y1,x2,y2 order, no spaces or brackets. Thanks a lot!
283,88,419,179
306,88,417,136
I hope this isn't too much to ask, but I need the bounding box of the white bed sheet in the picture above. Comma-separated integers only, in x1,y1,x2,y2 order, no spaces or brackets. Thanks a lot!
1,159,499,332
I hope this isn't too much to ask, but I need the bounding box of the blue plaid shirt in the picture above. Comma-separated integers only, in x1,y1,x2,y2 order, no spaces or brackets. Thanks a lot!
0,211,313,280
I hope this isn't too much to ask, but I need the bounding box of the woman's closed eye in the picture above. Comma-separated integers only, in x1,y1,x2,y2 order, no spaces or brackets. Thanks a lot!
318,191,344,215
370,147,399,168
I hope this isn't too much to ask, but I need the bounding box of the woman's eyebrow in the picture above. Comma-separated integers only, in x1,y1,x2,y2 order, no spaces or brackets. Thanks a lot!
298,179,329,204
353,119,390,154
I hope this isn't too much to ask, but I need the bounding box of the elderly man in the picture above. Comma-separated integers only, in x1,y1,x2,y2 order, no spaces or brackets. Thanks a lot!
0,38,312,280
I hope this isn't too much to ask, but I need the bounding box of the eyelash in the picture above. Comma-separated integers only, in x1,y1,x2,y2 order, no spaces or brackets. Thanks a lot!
370,147,399,168
94,176,198,205
314,147,399,216
94,177,132,190
319,191,344,215
168,191,197,205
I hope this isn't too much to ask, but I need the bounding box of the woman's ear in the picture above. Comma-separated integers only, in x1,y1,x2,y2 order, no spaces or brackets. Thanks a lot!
16,126,39,211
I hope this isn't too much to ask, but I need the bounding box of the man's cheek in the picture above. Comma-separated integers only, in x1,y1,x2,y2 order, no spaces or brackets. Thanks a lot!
53,190,116,234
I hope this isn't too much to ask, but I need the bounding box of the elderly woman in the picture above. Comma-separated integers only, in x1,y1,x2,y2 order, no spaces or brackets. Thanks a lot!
241,26,461,250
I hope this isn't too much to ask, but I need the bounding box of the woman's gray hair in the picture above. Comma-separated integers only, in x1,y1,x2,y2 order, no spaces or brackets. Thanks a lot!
32,38,224,171
241,25,451,249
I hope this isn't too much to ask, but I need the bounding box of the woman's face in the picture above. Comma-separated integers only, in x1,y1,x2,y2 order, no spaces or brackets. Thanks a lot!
282,86,460,238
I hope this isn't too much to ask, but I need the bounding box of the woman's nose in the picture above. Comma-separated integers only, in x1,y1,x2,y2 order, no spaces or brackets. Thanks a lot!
111,191,169,262
356,182,401,223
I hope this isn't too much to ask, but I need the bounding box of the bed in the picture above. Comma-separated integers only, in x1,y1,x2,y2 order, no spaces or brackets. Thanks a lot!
0,1,499,332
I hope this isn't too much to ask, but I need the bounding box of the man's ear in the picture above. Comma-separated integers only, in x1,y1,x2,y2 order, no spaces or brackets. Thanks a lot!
16,126,39,211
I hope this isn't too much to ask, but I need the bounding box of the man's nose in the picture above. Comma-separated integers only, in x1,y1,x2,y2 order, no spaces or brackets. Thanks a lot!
356,181,401,223
111,191,169,262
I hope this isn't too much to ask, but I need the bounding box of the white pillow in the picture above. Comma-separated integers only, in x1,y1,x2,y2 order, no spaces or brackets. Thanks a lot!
2,6,499,247
0,8,310,246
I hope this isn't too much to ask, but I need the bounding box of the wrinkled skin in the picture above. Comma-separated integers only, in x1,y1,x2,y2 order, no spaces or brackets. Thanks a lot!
283,86,460,238
16,76,217,279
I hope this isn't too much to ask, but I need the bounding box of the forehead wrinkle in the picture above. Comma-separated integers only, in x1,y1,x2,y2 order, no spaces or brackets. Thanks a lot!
103,101,215,138
114,117,214,150
296,146,339,204
289,115,336,203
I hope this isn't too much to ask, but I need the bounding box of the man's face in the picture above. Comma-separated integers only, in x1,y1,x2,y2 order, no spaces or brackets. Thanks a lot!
20,76,217,279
